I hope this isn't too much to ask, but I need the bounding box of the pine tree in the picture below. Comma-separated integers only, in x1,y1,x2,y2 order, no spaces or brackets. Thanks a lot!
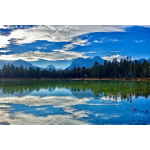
148,63,150,77
94,61,99,78
0,57,149,79
36,67,40,78
0,69,2,78
119,59,123,78
103,60,107,78
2,65,7,78
128,56,133,78
19,65,24,78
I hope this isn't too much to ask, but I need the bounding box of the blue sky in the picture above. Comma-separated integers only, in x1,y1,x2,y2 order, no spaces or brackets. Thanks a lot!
0,25,150,69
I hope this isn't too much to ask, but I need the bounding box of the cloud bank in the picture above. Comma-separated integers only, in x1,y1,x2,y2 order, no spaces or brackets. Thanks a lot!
0,25,126,61
102,54,127,61
0,38,91,61
0,25,127,48
0,25,149,50
0,50,89,61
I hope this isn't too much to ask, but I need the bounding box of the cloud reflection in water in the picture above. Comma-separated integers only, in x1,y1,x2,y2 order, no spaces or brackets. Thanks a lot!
0,80,150,125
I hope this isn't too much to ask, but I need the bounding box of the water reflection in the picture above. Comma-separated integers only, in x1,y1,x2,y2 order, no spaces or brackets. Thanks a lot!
0,94,91,125
1,80,150,100
0,80,150,125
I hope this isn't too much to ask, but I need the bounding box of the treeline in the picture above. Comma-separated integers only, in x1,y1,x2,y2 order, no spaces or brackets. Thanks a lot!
0,56,149,79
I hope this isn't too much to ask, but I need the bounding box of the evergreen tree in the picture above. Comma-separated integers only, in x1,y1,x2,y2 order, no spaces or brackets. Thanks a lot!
0,69,2,78
2,65,7,78
0,57,149,79
143,61,149,78
36,67,40,78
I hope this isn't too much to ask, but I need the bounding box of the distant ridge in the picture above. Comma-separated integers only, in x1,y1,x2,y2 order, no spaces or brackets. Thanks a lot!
132,58,150,63
46,65,56,70
9,60,60,71
11,59,33,69
147,58,150,63
66,56,104,70
46,65,63,71
138,58,146,63
57,68,63,71
0,57,149,71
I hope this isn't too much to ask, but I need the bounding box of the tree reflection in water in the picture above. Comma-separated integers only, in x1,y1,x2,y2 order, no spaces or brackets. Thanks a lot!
0,80,149,102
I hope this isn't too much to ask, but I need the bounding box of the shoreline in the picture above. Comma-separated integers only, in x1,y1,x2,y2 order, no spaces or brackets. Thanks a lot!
0,77,150,82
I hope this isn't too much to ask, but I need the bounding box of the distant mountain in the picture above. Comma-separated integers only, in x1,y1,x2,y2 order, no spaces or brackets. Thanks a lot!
32,66,45,70
10,60,58,71
138,58,146,63
46,65,56,70
57,68,63,71
66,56,104,70
45,66,64,71
132,58,150,63
11,59,33,69
147,58,150,63
1,56,149,72
92,56,104,63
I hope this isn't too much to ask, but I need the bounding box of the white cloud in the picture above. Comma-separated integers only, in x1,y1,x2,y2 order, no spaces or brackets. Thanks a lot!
0,25,150,52
109,51,121,52
0,50,12,53
44,43,52,46
111,38,119,42
1,25,150,49
0,25,31,31
0,25,126,48
94,37,119,43
36,46,47,49
0,50,7,53
94,40,103,43
0,37,92,61
0,25,7,29
53,38,91,53
86,51,96,53
0,25,16,29
0,50,89,61
70,38,91,46
138,25,150,28
0,36,10,48
133,40,145,43
102,54,126,61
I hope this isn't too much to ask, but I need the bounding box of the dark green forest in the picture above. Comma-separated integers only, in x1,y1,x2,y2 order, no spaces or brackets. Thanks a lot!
0,57,150,79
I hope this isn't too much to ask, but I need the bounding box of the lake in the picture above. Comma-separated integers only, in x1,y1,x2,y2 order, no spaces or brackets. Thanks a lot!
0,80,150,125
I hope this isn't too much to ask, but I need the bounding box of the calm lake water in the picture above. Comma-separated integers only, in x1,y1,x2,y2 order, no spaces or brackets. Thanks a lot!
0,80,150,125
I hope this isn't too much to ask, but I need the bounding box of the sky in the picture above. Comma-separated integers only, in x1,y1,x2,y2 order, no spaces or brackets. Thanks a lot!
0,25,150,69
